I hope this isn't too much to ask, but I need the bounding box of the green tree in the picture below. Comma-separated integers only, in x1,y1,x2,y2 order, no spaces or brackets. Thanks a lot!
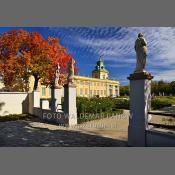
120,86,129,96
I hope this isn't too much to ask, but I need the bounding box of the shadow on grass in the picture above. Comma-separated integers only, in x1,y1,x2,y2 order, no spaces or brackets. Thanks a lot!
0,118,127,147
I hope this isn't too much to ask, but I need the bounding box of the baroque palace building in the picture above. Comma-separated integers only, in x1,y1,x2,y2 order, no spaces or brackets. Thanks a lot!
28,57,120,98
0,58,120,98
73,58,120,98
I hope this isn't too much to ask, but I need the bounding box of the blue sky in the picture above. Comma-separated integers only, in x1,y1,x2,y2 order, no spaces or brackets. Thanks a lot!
0,27,175,85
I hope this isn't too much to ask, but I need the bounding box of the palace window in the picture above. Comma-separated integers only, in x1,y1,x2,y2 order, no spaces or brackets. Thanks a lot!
115,86,119,96
94,90,96,95
109,85,113,96
80,88,83,95
90,90,92,96
85,81,89,85
97,90,99,95
94,82,96,86
42,86,46,96
109,89,113,96
85,88,88,95
49,88,51,97
109,85,113,89
101,90,103,95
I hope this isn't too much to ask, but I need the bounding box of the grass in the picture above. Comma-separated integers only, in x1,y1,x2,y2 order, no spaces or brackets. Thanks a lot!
154,96,175,104
0,114,35,122
152,96,175,110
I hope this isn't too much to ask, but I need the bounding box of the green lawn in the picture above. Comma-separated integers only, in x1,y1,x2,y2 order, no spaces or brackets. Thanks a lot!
0,114,35,122
154,96,175,103
152,96,175,110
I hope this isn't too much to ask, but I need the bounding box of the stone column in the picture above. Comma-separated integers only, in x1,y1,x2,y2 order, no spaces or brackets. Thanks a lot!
29,91,40,115
33,91,40,108
51,85,63,112
128,72,153,146
64,83,77,126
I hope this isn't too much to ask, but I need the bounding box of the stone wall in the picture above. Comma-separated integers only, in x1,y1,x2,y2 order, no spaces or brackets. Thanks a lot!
146,129,175,147
0,85,77,126
0,92,29,116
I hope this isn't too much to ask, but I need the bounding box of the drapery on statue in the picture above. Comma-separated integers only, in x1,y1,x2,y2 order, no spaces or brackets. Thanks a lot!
67,58,75,83
134,33,148,73
55,63,60,86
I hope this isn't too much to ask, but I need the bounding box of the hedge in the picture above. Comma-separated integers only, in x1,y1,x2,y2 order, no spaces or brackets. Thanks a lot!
76,97,124,123
0,114,34,122
151,98,173,110
114,98,129,109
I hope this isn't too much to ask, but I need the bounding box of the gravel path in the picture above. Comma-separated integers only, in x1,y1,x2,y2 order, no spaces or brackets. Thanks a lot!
1,110,175,147
0,111,129,147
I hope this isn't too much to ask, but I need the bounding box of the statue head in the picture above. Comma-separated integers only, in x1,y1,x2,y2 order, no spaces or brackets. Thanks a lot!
138,32,144,38
57,63,60,69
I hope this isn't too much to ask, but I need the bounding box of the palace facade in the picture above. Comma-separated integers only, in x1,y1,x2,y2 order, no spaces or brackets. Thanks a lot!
28,58,120,98
73,58,119,97
0,58,120,98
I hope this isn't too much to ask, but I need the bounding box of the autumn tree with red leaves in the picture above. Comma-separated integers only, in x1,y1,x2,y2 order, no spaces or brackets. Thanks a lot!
0,29,77,91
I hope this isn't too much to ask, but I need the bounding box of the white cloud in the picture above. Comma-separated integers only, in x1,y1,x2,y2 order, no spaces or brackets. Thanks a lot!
76,27,175,82
50,27,175,82
77,27,175,60
153,69,175,82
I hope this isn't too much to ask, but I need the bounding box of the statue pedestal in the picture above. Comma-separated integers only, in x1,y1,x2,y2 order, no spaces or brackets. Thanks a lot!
29,91,40,115
42,100,50,109
128,72,153,146
51,85,63,112
64,83,77,126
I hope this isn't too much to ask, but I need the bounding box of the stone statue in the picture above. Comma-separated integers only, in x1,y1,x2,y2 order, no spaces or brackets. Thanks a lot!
55,63,60,86
134,33,148,73
67,58,75,83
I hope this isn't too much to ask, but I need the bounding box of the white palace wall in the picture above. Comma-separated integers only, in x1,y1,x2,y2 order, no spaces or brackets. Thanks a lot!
0,92,29,116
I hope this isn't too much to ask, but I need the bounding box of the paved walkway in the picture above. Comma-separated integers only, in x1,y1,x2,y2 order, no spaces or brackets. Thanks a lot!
1,110,173,147
0,111,129,147
153,106,175,114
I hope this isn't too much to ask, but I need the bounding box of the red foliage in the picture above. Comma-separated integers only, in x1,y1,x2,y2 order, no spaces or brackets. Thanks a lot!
0,29,77,91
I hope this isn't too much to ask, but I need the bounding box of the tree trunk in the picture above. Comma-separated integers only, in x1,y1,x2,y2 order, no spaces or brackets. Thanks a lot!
33,77,39,91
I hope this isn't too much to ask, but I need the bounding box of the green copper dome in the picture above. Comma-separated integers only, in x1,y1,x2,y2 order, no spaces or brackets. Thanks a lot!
94,57,109,73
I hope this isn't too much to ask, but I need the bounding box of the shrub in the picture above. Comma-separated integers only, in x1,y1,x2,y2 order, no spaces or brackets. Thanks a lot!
76,97,124,123
114,98,129,109
151,98,172,110
76,97,120,114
